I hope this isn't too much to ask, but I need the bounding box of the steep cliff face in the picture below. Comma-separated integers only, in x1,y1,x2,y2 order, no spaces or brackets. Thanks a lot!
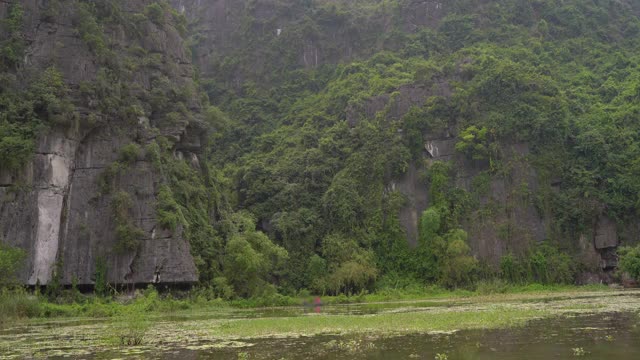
354,82,631,275
171,0,449,83
3,0,639,290
0,0,200,285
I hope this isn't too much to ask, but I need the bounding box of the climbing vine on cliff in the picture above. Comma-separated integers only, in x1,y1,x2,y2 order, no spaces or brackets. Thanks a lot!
0,67,75,171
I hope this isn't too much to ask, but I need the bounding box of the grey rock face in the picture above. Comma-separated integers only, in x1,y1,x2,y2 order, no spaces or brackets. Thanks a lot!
346,83,451,128
169,0,245,75
352,79,621,272
425,139,456,161
594,216,618,250
391,163,428,247
170,0,452,81
0,1,199,286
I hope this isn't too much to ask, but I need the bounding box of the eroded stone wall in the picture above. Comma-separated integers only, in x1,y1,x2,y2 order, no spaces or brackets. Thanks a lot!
0,0,199,286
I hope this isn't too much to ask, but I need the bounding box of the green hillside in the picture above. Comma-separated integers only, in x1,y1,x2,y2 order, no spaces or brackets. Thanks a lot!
188,0,640,296
2,0,640,297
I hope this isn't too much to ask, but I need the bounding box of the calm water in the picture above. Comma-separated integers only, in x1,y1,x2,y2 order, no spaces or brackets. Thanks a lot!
36,312,637,360
2,294,639,359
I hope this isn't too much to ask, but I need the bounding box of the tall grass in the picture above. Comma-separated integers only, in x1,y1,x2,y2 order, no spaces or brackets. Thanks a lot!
0,282,615,329
0,288,40,326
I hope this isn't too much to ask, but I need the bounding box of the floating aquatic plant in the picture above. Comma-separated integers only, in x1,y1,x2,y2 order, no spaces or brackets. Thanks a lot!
572,347,586,356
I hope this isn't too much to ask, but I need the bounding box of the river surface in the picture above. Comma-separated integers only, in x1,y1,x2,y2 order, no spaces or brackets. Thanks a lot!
92,312,640,359
1,292,639,359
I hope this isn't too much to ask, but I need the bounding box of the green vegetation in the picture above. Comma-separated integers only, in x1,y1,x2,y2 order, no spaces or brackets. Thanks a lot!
0,244,33,327
74,2,109,59
1,286,637,358
618,245,640,282
572,347,586,357
112,191,144,253
0,243,25,287
0,289,40,327
185,0,640,297
144,3,165,25
0,67,75,170
0,274,613,325
499,244,576,285
119,143,141,164
455,126,494,161
3,2,640,358
156,185,185,232
210,307,546,338
94,258,109,297
0,2,24,70
2,0,640,303
222,212,288,297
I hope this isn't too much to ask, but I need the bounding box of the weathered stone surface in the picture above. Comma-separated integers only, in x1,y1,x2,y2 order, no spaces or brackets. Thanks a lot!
392,163,428,247
599,247,618,270
619,220,640,266
350,82,558,265
577,234,602,270
594,216,618,250
346,83,451,127
457,144,549,263
0,0,199,286
170,0,452,80
30,190,64,284
425,139,456,161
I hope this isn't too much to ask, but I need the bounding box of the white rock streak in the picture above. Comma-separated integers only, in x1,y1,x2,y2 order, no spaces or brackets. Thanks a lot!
28,145,74,285
30,190,64,284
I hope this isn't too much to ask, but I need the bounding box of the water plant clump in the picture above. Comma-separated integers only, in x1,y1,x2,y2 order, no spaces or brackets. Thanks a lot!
115,318,148,346
323,339,377,354
106,305,151,347
572,347,586,356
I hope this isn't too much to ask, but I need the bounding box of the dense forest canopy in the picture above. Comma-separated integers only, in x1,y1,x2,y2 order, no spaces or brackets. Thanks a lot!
1,0,640,297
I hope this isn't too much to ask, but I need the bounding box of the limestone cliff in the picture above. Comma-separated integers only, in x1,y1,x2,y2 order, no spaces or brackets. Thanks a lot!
170,0,448,82
0,0,200,286
354,83,629,279
2,0,638,289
